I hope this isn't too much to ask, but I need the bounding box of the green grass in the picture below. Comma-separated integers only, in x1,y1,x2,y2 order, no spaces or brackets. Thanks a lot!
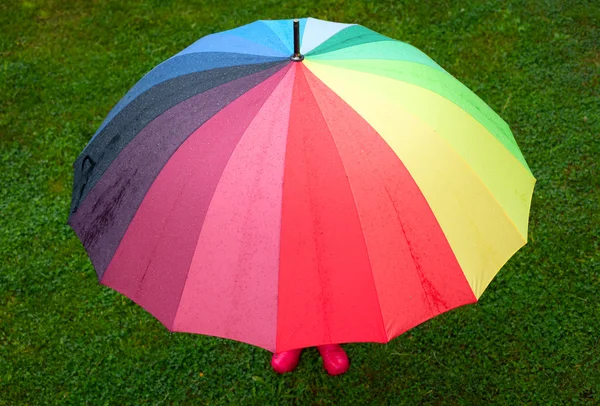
1,0,599,404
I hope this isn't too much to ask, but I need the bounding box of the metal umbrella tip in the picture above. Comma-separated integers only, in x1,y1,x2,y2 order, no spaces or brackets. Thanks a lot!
290,19,304,62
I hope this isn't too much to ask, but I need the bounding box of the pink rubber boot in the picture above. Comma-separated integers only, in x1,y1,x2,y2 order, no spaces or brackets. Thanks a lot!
317,344,349,376
271,348,302,374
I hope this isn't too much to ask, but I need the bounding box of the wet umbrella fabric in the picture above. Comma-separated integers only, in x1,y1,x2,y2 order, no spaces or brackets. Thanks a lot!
69,18,535,353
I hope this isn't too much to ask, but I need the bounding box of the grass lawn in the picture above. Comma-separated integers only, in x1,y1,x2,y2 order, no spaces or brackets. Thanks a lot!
1,0,599,404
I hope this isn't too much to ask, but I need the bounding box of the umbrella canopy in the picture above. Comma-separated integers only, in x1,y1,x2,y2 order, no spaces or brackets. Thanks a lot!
69,18,535,353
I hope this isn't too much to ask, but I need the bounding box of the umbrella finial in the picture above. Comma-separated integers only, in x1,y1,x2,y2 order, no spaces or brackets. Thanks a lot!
290,19,304,62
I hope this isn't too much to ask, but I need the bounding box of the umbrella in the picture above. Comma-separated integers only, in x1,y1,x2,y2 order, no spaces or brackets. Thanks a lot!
69,18,535,353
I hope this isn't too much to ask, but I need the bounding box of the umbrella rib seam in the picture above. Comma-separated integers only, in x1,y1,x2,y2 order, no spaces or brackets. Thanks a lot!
86,54,288,144
170,64,292,333
305,62,532,242
75,61,290,215
257,20,295,56
177,33,289,58
77,62,291,289
302,66,389,343
273,68,298,353
306,59,531,172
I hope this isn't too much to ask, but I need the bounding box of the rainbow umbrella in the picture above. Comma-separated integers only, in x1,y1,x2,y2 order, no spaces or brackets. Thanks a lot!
69,18,535,353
